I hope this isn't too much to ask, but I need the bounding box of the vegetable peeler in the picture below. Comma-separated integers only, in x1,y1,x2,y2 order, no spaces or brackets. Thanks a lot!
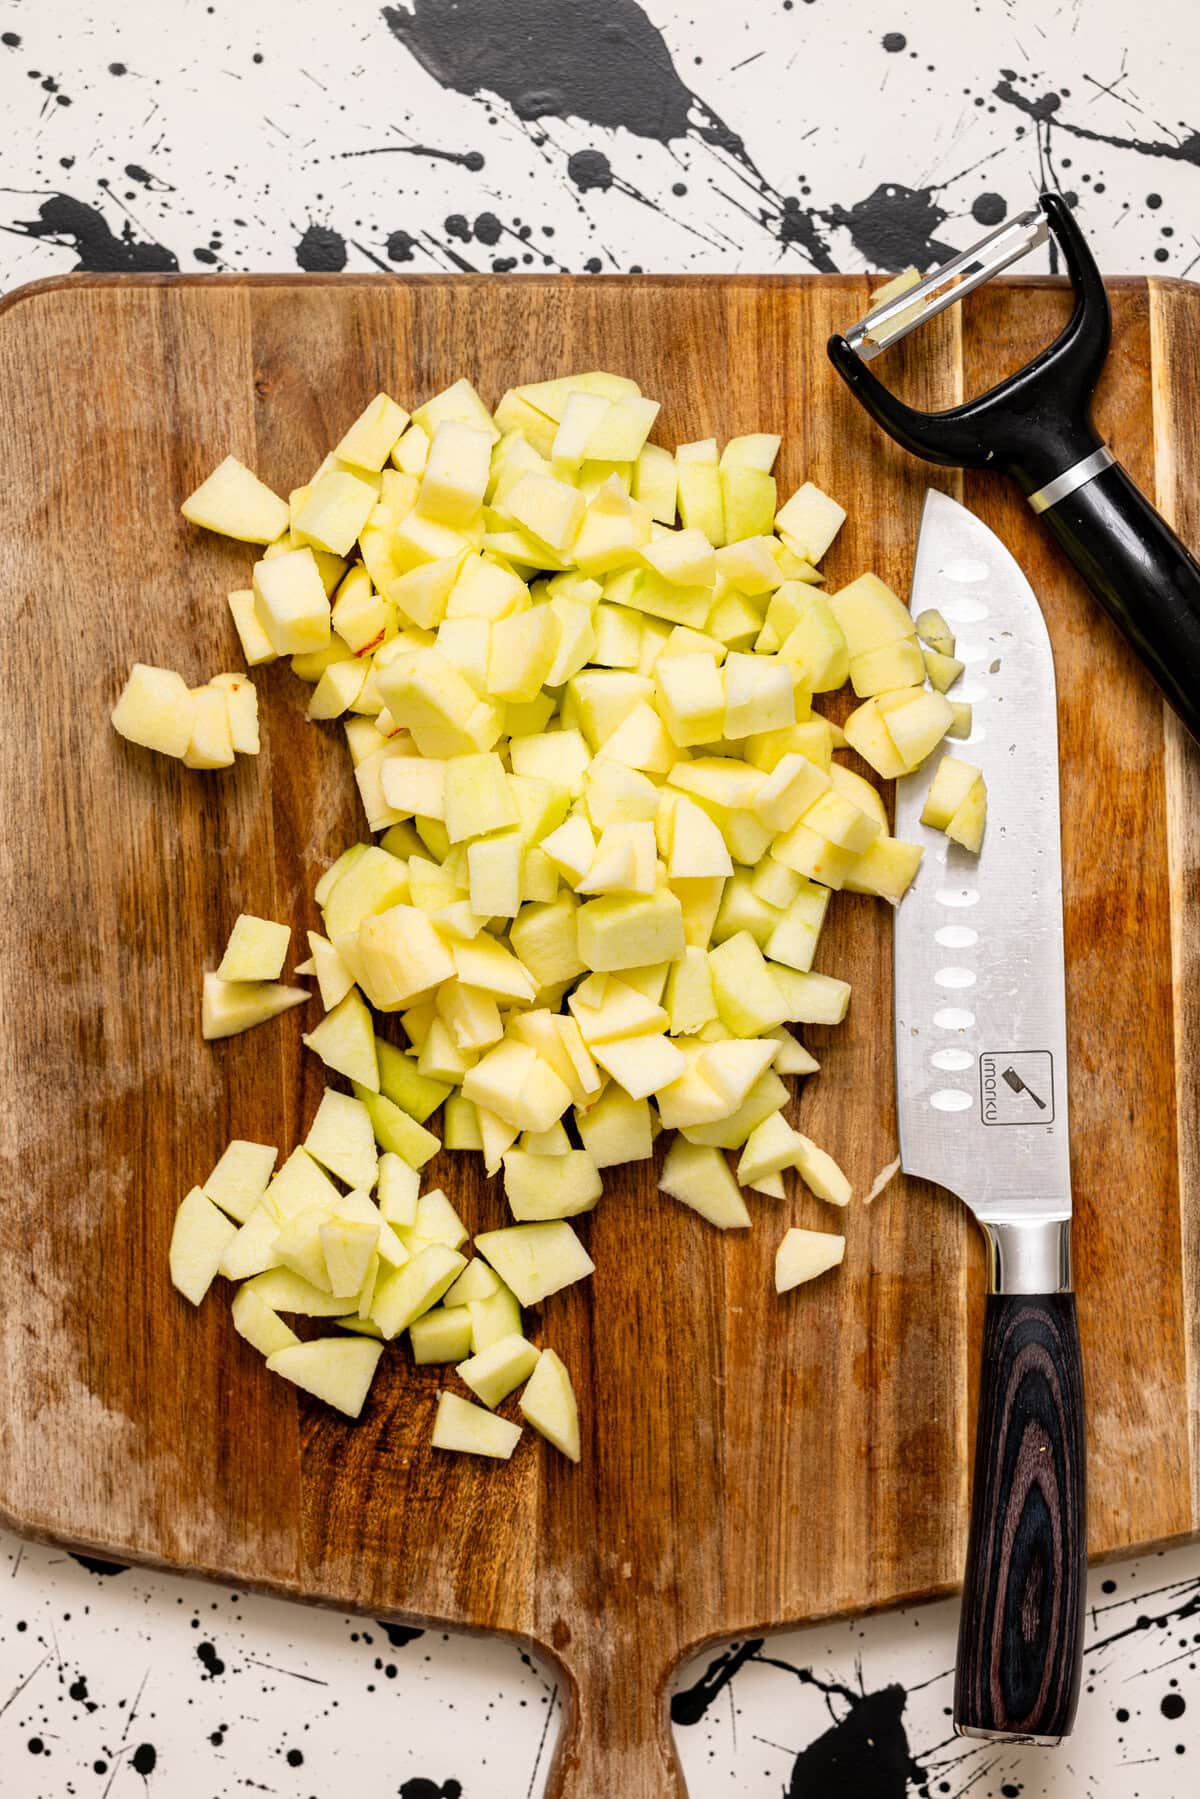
827,191,1200,741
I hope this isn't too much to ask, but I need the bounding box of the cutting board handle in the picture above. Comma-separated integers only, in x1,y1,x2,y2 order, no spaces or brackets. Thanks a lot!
954,1291,1086,1743
542,1641,688,1798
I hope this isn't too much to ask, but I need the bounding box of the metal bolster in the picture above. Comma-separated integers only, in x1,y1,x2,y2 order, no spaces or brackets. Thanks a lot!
980,1216,1073,1295
1027,445,1115,515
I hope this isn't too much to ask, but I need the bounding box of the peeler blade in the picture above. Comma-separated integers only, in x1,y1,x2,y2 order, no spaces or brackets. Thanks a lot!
844,208,1049,361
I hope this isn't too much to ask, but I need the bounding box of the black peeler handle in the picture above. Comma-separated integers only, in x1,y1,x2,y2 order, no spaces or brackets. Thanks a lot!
828,191,1200,742
1035,459,1200,737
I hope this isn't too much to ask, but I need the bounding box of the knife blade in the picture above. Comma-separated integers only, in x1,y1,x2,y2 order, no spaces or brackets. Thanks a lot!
894,489,1087,1746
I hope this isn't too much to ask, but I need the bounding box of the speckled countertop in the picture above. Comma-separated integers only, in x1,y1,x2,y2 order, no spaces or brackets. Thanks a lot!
1,2,1198,1794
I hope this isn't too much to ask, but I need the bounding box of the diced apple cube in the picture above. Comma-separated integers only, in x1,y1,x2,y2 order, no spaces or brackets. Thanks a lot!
794,1134,852,1206
320,1218,380,1298
229,590,279,666
875,685,954,770
518,1348,580,1461
632,443,677,524
473,1221,595,1307
828,572,914,657
169,1186,238,1304
432,1390,522,1459
231,1286,299,1358
946,776,987,853
202,974,309,1040
266,1337,383,1418
293,469,378,557
335,392,410,471
488,606,561,701
914,607,955,656
418,420,493,527
574,1084,654,1167
576,888,685,972
457,1332,541,1409
504,471,586,554
372,1244,467,1338
443,752,518,842
922,647,965,692
111,663,195,760
217,914,290,983
775,1227,845,1292
802,788,882,855
842,696,908,779
849,637,927,698
252,548,332,655
658,1139,750,1229
708,931,788,1035
774,482,846,563
409,1305,474,1364
182,455,289,543
303,988,379,1090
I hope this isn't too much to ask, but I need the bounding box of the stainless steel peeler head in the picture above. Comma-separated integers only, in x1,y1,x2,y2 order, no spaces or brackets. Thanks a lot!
843,207,1050,363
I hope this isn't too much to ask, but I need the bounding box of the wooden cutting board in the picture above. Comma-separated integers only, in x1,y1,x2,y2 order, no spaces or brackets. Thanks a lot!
1,272,1198,1797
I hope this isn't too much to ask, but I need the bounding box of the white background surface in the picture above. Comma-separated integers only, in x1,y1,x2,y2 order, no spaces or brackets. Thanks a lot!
1,1,1198,1794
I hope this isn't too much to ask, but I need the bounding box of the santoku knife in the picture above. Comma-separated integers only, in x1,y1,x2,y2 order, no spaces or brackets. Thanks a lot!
894,488,1087,1742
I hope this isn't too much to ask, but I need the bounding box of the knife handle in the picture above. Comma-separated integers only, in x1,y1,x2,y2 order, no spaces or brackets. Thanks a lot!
954,1290,1087,1743
1032,458,1200,743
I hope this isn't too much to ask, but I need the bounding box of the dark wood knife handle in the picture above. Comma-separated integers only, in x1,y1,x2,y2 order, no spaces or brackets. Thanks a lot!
954,1292,1087,1742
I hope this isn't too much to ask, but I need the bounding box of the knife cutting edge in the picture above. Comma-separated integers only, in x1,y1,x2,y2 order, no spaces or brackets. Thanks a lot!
894,489,1087,1743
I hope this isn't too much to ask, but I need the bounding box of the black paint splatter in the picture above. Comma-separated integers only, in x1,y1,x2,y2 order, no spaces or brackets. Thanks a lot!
445,213,471,241
295,223,348,271
882,32,907,52
9,196,178,272
385,229,418,263
473,211,502,245
69,1553,131,1577
131,1743,157,1776
376,1620,424,1648
108,61,128,76
196,1641,225,1678
672,1639,762,1725
383,0,692,141
567,148,614,193
825,182,954,269
994,73,1200,165
972,191,1007,227
787,1684,923,1798
398,1782,462,1799
2,30,21,47
1162,1691,1187,1719
286,1747,304,1766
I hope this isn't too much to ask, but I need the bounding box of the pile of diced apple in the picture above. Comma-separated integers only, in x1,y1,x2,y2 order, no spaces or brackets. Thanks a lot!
157,367,987,1455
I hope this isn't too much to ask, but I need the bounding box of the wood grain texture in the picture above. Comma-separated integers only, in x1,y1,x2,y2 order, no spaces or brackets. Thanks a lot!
954,1294,1086,1742
0,272,1197,1796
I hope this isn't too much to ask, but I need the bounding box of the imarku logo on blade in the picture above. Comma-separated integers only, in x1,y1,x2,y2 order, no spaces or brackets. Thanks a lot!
979,1050,1054,1126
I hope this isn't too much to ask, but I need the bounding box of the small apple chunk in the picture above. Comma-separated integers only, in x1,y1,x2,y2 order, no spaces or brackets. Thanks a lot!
252,548,332,656
182,455,289,544
473,1221,594,1307
920,755,981,831
774,1227,846,1293
658,1139,751,1229
793,1134,852,1206
202,973,309,1041
431,1390,522,1459
502,1148,602,1221
371,1244,467,1338
111,663,195,760
217,914,291,983
946,777,987,854
409,1305,474,1363
266,1337,383,1419
519,1347,580,1462
231,1285,299,1358
169,1186,238,1304
204,1139,277,1223
303,988,379,1091
335,393,410,472
457,1332,540,1409
303,1089,378,1191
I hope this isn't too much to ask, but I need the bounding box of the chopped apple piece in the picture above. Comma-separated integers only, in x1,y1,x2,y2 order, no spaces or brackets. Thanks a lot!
775,482,846,563
457,1332,540,1409
217,914,291,983
775,1227,846,1292
202,973,309,1041
231,1286,299,1358
182,454,289,543
204,1139,277,1223
473,1221,594,1307
409,1305,474,1364
914,607,955,656
303,988,379,1091
793,1134,852,1206
111,663,195,760
252,548,332,656
372,1244,467,1338
946,776,987,853
503,1149,602,1220
920,755,981,831
658,1139,751,1228
518,1348,580,1462
303,1089,378,1191
432,1390,522,1459
169,1187,238,1304
266,1337,383,1418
